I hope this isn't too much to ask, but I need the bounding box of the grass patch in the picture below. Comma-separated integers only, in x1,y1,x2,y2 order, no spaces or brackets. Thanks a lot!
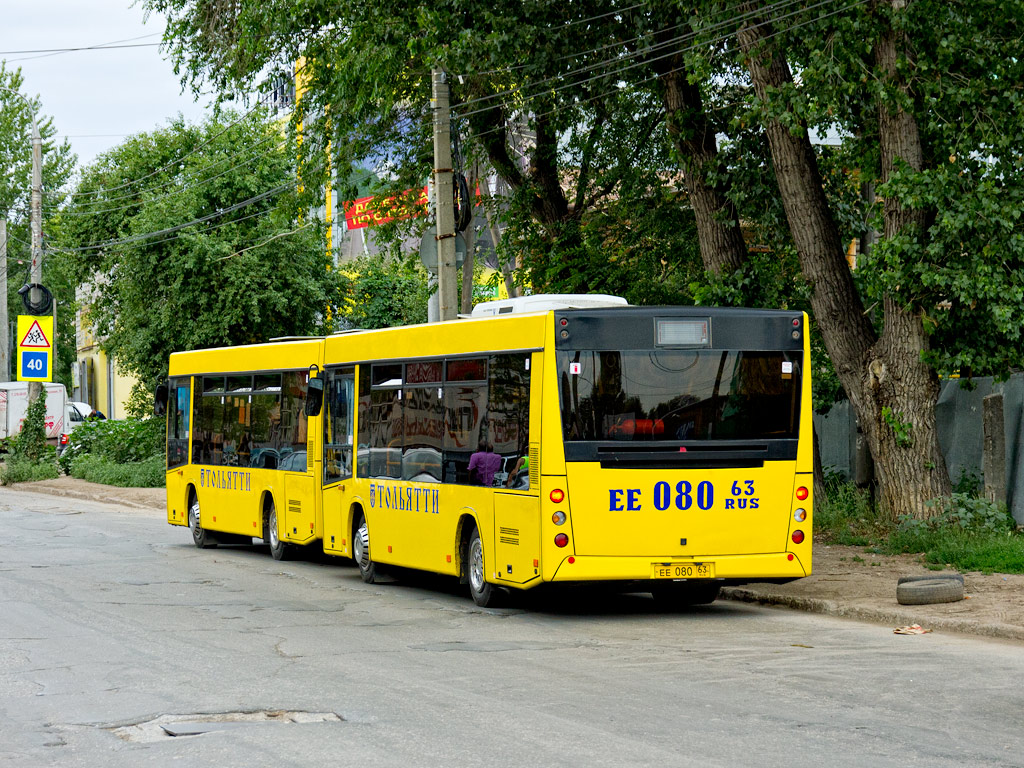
0,458,60,485
69,454,165,488
816,481,1024,574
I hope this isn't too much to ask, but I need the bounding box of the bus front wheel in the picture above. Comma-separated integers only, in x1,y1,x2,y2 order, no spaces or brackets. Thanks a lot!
467,526,500,607
266,502,290,561
354,513,378,583
188,493,218,549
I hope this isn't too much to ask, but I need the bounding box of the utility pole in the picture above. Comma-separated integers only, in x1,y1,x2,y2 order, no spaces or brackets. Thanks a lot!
431,69,457,322
0,218,8,381
26,106,44,403
1,86,45,398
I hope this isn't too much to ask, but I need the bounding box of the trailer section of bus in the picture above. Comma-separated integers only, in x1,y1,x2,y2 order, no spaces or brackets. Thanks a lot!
165,339,325,556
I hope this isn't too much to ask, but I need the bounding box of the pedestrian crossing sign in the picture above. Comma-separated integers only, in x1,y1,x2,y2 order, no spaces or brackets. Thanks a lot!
17,315,53,382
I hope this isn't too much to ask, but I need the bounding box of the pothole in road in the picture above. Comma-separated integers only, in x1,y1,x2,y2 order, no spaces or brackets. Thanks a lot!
110,710,344,743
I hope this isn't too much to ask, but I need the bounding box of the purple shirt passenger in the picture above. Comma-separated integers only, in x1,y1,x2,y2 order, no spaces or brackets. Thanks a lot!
468,444,502,486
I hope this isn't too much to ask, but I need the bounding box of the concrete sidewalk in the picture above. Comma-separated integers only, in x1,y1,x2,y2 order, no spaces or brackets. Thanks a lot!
7,477,1024,642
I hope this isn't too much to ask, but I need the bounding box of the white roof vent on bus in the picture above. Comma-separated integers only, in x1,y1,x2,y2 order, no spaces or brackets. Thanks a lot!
469,293,629,317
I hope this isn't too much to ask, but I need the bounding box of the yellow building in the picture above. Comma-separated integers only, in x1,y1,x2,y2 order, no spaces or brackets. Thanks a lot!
73,302,137,419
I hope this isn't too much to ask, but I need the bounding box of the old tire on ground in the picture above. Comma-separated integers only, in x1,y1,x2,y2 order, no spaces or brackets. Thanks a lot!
896,578,964,606
188,493,218,549
897,573,964,586
651,581,722,608
467,526,501,607
354,513,379,583
266,503,290,561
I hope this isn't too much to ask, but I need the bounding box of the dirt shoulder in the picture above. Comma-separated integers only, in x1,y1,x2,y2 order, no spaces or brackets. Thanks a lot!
724,543,1024,642
5,477,1023,641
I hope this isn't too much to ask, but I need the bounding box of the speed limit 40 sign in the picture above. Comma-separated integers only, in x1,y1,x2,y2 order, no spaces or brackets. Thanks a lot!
17,315,53,382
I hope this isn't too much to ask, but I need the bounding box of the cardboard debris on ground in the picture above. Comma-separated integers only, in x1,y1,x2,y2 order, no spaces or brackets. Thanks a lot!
894,624,933,635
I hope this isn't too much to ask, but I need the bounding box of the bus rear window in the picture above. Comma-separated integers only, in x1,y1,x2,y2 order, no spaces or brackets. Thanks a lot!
558,350,800,442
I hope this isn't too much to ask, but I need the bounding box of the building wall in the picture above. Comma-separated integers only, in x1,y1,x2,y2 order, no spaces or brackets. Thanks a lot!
73,304,138,419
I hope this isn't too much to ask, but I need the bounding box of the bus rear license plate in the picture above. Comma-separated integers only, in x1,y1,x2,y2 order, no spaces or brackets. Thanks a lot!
652,562,714,579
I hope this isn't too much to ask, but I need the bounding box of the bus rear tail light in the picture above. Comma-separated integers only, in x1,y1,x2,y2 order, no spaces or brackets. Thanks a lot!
793,508,807,522
551,511,566,525
792,530,805,544
795,486,808,501
549,489,564,503
59,434,68,446
554,533,569,548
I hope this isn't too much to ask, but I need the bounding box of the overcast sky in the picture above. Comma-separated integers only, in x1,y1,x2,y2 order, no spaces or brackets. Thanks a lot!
2,0,211,167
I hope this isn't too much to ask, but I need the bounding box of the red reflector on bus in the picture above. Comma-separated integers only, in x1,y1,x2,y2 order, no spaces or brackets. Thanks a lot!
550,489,564,503
788,554,794,561
792,530,805,544
554,533,569,548
568,556,575,564
796,486,808,501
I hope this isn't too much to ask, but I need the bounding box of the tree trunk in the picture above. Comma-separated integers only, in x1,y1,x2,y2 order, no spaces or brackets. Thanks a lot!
737,4,951,518
653,48,748,275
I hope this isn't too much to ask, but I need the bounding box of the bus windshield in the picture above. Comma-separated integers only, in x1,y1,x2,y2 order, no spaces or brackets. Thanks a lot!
557,349,801,442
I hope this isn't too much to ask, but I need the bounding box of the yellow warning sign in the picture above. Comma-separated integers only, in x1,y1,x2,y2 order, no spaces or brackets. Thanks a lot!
17,315,53,382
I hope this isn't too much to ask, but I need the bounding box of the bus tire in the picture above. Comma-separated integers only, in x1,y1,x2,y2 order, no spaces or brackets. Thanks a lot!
188,492,218,549
651,582,721,608
354,513,379,583
467,526,501,607
266,502,290,561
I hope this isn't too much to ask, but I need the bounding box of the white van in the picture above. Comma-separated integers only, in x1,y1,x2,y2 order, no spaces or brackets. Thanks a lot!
0,381,70,445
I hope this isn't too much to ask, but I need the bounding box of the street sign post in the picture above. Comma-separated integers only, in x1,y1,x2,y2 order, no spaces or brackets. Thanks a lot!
16,314,53,382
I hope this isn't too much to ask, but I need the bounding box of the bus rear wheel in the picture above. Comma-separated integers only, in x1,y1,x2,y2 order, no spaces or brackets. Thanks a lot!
188,493,218,549
266,503,290,561
650,582,721,608
467,526,501,607
354,513,379,583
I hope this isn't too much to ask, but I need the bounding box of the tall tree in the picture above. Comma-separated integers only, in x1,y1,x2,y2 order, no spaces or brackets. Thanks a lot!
52,112,337,383
724,0,1024,516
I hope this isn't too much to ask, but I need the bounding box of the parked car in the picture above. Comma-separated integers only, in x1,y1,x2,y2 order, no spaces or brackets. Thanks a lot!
58,400,97,454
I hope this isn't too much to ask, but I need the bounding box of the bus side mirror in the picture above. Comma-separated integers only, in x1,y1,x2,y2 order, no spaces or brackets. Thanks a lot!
305,375,324,417
154,383,168,416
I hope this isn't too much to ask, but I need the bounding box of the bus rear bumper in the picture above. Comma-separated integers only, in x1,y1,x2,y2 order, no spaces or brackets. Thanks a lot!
549,552,808,582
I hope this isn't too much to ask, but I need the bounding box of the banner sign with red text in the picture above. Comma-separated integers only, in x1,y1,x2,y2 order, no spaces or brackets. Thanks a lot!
343,186,429,230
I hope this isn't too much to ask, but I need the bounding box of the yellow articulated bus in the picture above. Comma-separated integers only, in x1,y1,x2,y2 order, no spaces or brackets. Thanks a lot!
160,300,812,607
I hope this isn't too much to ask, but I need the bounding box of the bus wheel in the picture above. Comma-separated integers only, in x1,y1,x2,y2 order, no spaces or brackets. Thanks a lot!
467,526,500,607
266,502,290,561
188,493,217,549
354,513,378,583
651,582,721,608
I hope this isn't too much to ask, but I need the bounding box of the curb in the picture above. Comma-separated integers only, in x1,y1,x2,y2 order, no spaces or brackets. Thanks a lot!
722,586,1024,643
4,483,162,511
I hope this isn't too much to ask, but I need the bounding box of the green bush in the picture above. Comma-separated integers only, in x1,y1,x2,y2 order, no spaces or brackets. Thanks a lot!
1,388,60,484
68,454,165,488
59,416,163,475
0,455,60,485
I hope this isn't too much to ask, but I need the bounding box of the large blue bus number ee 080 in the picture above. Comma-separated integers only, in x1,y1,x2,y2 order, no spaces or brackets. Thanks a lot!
610,481,714,512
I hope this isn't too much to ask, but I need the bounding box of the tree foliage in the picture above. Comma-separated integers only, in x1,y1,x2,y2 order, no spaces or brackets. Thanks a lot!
52,111,339,383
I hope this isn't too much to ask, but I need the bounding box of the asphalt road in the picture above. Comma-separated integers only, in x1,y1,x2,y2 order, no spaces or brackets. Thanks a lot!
2,489,1023,768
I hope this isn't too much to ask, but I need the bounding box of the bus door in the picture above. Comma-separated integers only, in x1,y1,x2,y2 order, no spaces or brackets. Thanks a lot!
322,367,355,556
281,370,319,544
